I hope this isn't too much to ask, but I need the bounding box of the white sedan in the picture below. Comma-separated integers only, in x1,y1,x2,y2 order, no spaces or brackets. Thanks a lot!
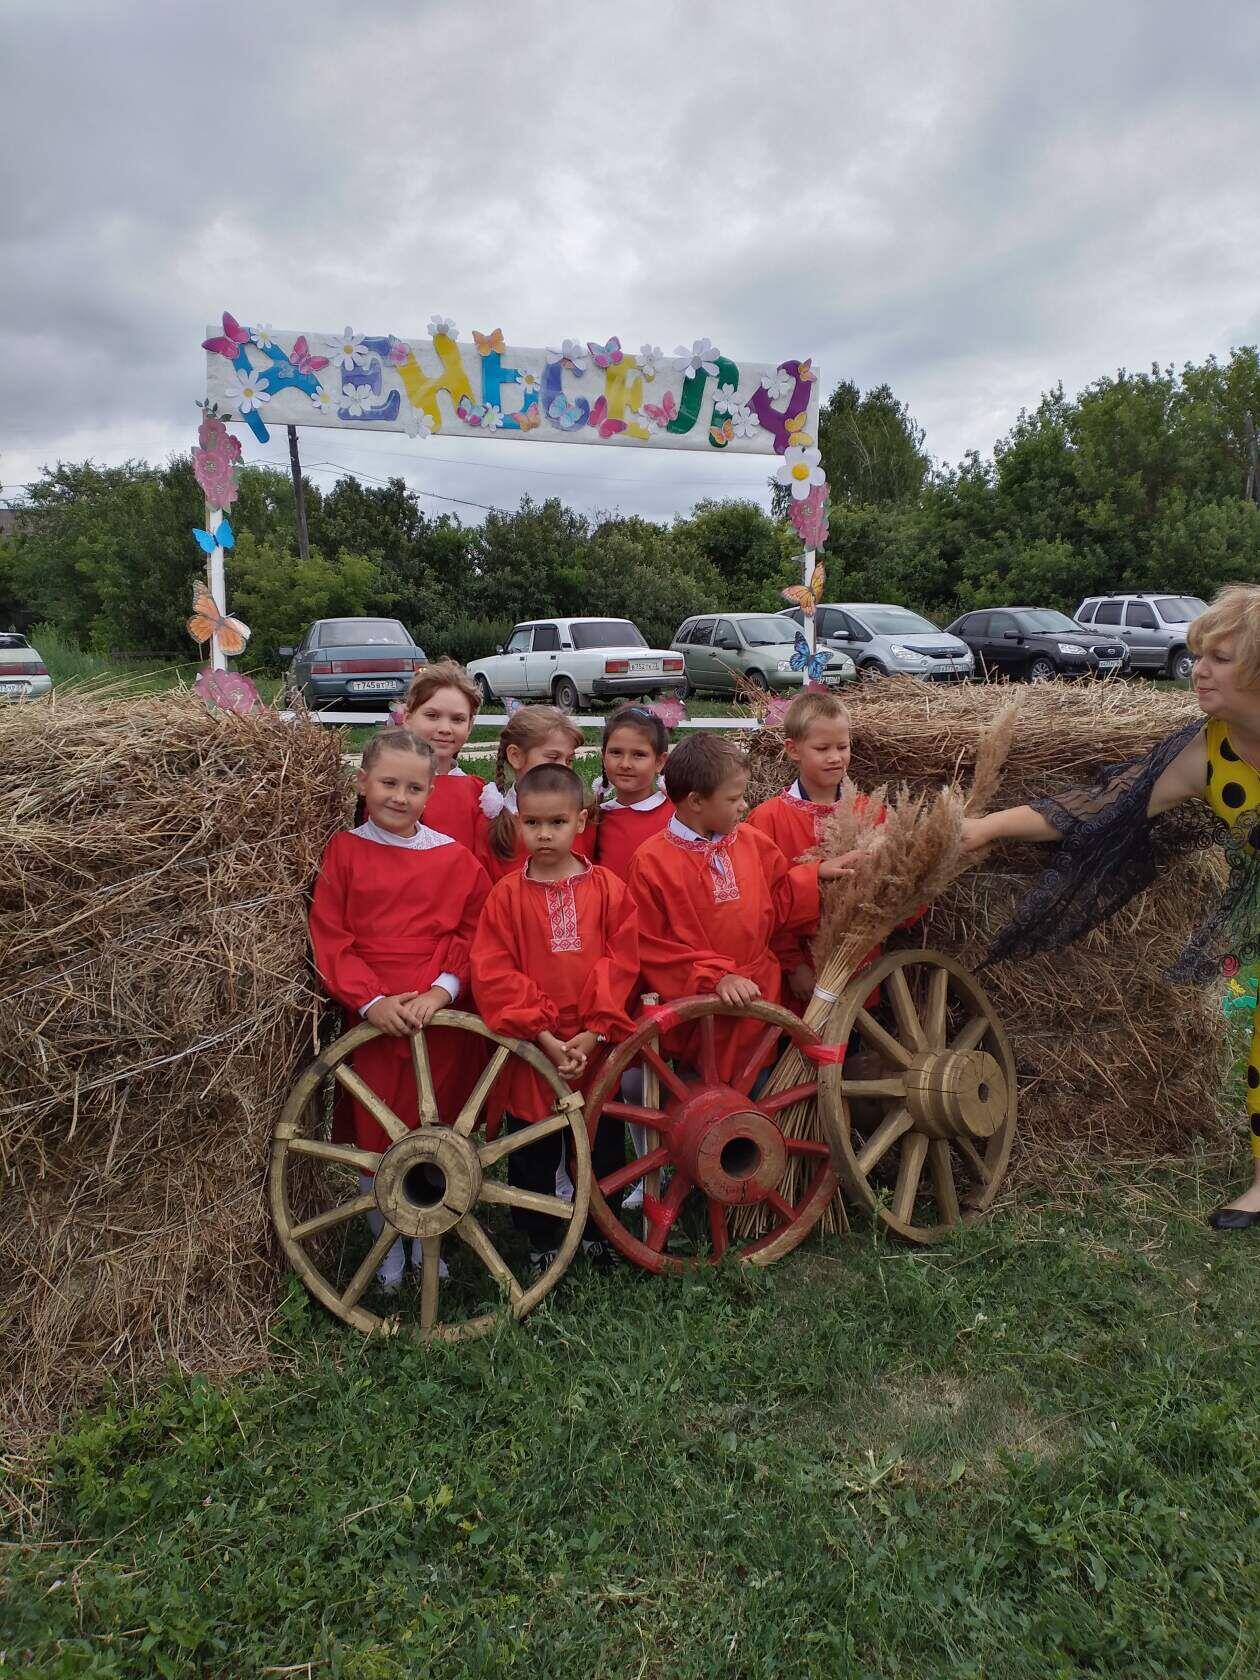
0,632,52,701
468,617,686,711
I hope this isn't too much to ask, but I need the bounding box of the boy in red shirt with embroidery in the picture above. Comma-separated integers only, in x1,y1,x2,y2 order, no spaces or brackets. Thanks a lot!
471,763,640,1270
627,734,852,1084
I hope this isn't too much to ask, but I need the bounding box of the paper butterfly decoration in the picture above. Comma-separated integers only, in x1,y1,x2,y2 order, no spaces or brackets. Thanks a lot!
789,483,830,551
201,311,250,360
288,335,329,376
588,396,626,439
192,519,234,554
763,694,792,728
643,392,678,428
187,580,251,657
782,560,826,617
784,412,815,449
194,667,263,716
790,631,830,684
586,337,622,368
473,328,506,357
548,393,586,431
710,417,734,447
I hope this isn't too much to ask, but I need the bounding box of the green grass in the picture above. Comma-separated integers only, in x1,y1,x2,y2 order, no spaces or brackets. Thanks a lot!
4,1156,1259,1677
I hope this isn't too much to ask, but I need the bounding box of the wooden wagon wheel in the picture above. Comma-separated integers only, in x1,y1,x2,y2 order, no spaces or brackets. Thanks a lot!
819,949,1016,1244
583,996,840,1273
269,1011,589,1339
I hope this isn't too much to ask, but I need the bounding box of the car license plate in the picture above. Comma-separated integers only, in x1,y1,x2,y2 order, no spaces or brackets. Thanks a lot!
0,680,27,695
628,659,659,674
348,678,401,692
1096,660,1119,670
776,660,792,672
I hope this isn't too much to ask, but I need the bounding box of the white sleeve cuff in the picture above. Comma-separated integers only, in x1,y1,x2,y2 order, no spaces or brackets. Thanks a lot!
432,973,460,1004
359,995,385,1017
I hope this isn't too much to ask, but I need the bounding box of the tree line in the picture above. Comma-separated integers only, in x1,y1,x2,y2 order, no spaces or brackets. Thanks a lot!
4,347,1260,667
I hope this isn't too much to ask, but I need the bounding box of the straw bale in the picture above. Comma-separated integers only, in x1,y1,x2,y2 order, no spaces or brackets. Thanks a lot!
0,688,349,1455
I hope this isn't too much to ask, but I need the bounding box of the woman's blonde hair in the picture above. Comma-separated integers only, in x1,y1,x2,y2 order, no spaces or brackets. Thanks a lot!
489,704,588,860
1187,585,1260,688
403,658,480,719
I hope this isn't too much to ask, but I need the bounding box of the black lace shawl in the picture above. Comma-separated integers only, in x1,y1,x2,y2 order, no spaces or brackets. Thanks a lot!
985,720,1260,983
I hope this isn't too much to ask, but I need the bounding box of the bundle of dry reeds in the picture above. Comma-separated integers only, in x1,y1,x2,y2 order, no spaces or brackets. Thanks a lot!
0,686,348,1458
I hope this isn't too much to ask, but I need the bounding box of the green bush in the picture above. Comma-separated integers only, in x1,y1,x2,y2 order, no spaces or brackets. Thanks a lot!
420,617,513,668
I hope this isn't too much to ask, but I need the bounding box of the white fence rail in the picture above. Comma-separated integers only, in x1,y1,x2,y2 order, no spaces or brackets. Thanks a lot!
312,710,761,731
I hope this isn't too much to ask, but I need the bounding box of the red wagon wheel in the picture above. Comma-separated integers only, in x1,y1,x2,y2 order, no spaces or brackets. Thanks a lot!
269,1011,589,1340
819,949,1017,1244
583,996,840,1273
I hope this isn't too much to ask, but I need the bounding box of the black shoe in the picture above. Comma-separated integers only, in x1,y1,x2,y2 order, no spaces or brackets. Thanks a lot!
1208,1206,1260,1230
581,1238,618,1269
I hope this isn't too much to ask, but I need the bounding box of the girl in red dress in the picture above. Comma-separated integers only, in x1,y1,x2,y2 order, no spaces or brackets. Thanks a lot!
310,728,490,1291
478,705,596,883
592,706,673,881
401,660,486,851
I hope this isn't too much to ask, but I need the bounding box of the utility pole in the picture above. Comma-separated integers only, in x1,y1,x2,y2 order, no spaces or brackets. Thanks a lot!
287,424,310,561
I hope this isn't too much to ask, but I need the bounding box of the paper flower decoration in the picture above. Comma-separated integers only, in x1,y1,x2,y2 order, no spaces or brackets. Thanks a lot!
310,385,336,414
227,369,271,414
481,404,504,431
325,327,368,370
713,383,738,414
402,407,434,439
775,445,826,501
519,370,540,394
761,368,795,402
250,323,276,349
637,343,664,380
192,413,242,508
341,382,375,418
427,315,457,340
385,337,411,365
194,667,264,716
643,697,688,730
676,338,721,379
546,338,589,372
789,482,830,549
728,401,759,440
763,694,792,728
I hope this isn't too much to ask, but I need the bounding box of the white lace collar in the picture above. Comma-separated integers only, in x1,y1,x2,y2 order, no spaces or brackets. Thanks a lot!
601,789,668,814
480,784,517,820
352,818,453,851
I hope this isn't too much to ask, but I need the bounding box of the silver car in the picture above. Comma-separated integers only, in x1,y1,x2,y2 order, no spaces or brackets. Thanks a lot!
672,612,855,696
784,602,974,680
0,631,52,701
1074,593,1206,681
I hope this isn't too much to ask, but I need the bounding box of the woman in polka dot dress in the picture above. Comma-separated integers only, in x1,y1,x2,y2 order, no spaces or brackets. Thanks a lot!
963,584,1260,1230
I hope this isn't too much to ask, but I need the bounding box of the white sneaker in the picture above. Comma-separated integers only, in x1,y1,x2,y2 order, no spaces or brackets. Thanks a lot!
623,1181,644,1212
375,1237,406,1293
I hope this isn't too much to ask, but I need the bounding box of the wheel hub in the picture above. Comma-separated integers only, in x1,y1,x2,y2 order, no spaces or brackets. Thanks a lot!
372,1129,482,1237
670,1087,788,1205
903,1049,1006,1140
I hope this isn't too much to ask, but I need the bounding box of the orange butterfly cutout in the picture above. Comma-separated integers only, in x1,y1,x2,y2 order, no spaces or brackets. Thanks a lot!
785,412,815,448
781,561,826,617
515,406,542,431
473,328,505,357
187,580,251,657
795,358,817,384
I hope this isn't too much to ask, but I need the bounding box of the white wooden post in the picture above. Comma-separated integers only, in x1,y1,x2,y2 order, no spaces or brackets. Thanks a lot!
206,504,227,672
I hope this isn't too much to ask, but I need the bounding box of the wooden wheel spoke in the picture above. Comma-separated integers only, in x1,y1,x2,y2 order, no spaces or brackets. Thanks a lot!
453,1045,511,1137
784,1136,831,1158
333,1064,410,1145
644,1173,691,1253
951,1014,989,1054
455,1213,523,1303
640,1043,691,1105
886,967,929,1053
477,1107,573,1168
477,1181,575,1221
890,1132,930,1225
766,1190,798,1227
604,1100,672,1135
698,1014,719,1085
290,1192,376,1242
600,1145,671,1198
841,1074,907,1101
340,1224,400,1311
410,1032,439,1127
955,1136,993,1187
929,1139,961,1227
285,1137,381,1173
734,1025,783,1094
855,1106,913,1175
925,966,951,1049
419,1236,441,1330
759,1080,819,1116
708,1199,729,1258
854,1008,916,1070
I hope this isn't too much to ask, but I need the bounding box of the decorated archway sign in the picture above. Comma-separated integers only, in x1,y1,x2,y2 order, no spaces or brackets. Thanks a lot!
189,313,831,677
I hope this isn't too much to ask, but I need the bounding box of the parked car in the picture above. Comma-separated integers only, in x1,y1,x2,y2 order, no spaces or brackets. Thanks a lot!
784,603,974,680
671,612,855,695
945,608,1129,682
1073,593,1206,680
467,617,685,710
279,617,428,711
0,631,51,702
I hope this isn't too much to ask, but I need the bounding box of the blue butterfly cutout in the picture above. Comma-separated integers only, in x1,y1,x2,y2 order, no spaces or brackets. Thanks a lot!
790,631,829,683
192,520,235,553
547,393,586,431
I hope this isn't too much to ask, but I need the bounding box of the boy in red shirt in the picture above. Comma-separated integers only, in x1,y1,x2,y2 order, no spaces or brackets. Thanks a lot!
626,734,852,1084
471,763,640,1270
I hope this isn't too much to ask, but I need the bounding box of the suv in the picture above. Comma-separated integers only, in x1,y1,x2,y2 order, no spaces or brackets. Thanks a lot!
1074,594,1206,681
946,608,1128,682
0,631,52,702
467,617,684,710
279,617,428,711
784,602,973,680
672,612,855,696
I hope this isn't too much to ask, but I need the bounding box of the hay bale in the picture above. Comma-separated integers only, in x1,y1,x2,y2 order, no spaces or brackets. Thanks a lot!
747,679,1232,1165
0,689,348,1453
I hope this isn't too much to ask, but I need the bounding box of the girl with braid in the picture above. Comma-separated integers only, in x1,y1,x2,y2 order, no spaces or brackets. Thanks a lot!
477,705,596,883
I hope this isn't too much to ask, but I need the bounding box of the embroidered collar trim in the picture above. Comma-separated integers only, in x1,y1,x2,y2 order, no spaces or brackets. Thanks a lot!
783,780,839,809
352,819,454,851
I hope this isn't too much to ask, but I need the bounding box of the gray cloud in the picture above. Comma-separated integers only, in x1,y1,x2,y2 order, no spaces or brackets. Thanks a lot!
3,0,1259,521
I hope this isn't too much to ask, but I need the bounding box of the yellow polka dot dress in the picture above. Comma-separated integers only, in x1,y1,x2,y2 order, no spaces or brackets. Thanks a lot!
1204,718,1260,1156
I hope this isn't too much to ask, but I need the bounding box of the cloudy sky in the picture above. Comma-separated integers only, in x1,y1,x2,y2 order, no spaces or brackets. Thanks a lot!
4,0,1259,523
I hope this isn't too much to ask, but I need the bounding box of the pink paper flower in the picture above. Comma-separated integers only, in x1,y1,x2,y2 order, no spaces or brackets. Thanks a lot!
763,695,791,728
789,482,829,549
642,697,688,730
194,667,264,716
193,447,240,508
